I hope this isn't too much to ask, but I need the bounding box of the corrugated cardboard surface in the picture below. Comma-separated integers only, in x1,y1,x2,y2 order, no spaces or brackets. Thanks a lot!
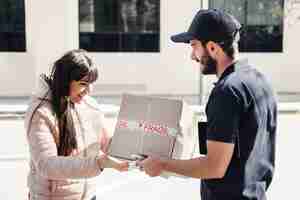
108,94,197,160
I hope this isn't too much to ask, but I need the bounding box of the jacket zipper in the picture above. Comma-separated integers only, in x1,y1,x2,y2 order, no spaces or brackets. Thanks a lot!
75,108,88,200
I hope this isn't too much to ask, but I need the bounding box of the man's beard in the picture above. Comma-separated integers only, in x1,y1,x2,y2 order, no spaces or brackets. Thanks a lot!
200,50,217,75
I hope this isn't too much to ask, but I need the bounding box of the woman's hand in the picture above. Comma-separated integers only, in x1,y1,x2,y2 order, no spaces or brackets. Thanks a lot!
113,160,129,172
99,128,111,154
97,154,129,172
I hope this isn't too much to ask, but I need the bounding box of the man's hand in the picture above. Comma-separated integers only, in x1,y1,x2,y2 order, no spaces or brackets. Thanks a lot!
137,157,165,177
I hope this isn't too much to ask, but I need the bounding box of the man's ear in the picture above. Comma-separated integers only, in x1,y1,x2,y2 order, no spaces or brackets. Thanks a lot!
206,41,218,57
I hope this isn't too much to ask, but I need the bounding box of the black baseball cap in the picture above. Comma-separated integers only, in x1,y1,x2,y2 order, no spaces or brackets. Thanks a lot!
171,9,241,44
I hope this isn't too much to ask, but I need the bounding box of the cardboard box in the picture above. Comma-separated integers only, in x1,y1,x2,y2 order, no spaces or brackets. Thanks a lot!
108,94,197,161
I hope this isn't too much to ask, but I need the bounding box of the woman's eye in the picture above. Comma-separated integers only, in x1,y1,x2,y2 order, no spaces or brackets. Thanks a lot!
79,82,88,87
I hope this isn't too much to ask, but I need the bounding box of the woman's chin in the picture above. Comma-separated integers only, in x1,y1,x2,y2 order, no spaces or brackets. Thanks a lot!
71,97,83,104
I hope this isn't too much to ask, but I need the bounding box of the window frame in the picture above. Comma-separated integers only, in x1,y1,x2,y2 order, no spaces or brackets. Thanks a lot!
207,0,284,53
78,0,161,53
0,0,27,52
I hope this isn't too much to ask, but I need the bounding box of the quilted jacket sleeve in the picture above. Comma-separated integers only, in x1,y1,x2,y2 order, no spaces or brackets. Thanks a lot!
27,110,103,180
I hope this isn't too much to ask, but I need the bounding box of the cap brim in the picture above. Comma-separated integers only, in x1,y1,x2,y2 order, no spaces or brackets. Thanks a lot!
170,32,195,43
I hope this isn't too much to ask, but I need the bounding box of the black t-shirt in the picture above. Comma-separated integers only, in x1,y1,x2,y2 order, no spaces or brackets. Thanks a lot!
201,59,277,200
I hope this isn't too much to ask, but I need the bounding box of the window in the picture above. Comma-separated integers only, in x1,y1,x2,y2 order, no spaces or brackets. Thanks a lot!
209,0,284,52
79,0,160,52
0,0,26,52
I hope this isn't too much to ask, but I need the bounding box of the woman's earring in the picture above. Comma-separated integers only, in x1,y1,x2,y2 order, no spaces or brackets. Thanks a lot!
65,96,70,103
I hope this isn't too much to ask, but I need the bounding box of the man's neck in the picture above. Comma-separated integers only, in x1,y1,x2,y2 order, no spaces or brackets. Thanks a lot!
216,55,239,78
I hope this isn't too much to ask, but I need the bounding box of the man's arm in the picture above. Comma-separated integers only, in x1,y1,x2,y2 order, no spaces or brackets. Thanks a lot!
139,140,234,179
139,86,241,178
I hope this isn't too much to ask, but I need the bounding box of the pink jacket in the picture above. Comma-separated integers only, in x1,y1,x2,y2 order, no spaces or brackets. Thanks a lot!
24,78,106,200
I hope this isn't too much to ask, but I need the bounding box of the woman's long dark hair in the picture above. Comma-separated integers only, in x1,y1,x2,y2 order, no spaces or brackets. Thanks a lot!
43,49,98,156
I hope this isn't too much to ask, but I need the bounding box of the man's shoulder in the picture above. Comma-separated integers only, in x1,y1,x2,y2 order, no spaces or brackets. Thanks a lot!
220,62,270,93
214,77,242,97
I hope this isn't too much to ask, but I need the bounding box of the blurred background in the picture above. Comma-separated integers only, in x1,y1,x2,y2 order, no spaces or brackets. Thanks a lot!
0,0,300,199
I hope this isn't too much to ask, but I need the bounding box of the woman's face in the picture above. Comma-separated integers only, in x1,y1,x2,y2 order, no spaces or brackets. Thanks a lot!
69,77,91,104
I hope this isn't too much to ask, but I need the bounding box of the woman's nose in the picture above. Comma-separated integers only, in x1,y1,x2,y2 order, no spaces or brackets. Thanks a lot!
88,84,93,93
81,86,90,96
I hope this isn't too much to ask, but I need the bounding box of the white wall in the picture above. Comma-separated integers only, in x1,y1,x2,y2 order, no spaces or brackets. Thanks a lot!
27,0,79,89
0,0,78,96
0,53,35,96
243,2,300,93
0,1,299,97
0,1,202,97
91,1,201,95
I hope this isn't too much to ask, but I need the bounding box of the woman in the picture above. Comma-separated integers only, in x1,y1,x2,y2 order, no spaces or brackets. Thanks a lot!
25,49,128,200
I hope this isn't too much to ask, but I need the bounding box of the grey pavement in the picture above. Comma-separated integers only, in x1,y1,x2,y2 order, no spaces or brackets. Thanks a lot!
0,111,300,199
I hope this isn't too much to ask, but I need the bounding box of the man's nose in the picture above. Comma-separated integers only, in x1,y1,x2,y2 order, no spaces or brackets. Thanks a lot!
190,52,199,62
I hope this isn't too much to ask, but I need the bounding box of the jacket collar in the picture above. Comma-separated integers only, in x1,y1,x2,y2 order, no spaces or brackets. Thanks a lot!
32,76,52,101
216,58,249,84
